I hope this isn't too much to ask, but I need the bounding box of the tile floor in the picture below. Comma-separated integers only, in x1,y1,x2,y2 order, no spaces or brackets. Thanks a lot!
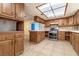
21,38,77,56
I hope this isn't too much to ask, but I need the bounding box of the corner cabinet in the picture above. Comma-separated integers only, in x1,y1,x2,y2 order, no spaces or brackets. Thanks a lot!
15,3,25,20
0,3,15,19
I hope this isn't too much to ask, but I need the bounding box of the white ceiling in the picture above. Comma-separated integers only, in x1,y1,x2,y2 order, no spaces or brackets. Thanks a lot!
25,3,79,20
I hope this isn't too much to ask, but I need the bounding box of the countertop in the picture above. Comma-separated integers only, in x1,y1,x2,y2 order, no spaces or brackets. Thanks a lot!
59,30,79,33
0,31,24,32
30,30,45,31
30,29,79,33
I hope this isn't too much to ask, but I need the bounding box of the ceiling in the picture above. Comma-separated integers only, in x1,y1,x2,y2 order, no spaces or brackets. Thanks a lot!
25,3,79,20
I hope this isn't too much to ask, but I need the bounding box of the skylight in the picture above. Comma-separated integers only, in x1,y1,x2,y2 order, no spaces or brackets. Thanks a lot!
37,3,67,18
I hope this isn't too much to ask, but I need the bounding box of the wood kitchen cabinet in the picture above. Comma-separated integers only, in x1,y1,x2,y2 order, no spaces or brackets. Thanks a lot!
70,32,79,55
74,33,79,55
73,13,77,25
76,11,79,25
14,32,24,55
70,32,75,49
58,31,65,40
0,32,24,56
68,16,74,25
34,16,45,24
0,32,14,56
0,40,14,56
0,3,15,19
45,21,50,27
0,3,25,21
30,31,45,43
15,3,25,20
58,19,66,26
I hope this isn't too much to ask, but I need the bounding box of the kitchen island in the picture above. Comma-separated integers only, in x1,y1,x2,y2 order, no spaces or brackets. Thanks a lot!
30,30,45,43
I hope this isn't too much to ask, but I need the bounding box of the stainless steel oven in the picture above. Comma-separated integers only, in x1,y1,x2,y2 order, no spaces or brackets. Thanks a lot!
49,28,58,40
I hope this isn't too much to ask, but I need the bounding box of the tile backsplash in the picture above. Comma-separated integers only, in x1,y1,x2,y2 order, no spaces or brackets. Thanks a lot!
59,26,79,31
0,19,16,31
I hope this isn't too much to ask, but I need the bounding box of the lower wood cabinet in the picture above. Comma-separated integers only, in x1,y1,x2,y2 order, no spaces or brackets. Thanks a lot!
0,40,14,56
14,32,24,55
30,31,45,43
58,31,65,40
0,32,24,56
74,33,79,55
70,32,79,55
70,32,75,49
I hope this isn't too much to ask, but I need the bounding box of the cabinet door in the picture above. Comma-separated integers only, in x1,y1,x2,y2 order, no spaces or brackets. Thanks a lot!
15,35,24,55
58,19,63,26
15,3,25,20
69,16,74,25
58,19,65,26
0,40,14,56
58,31,65,40
45,21,50,27
0,3,15,19
74,33,79,55
73,14,77,25
76,11,79,25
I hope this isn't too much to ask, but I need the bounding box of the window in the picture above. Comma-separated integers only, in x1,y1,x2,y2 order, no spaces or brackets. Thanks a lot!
37,3,67,18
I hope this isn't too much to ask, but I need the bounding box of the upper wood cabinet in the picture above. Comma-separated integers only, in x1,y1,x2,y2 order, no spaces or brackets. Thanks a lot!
68,16,74,25
0,3,15,19
76,11,79,25
58,16,74,26
45,21,50,27
34,16,45,24
15,3,25,20
0,3,25,21
58,19,65,26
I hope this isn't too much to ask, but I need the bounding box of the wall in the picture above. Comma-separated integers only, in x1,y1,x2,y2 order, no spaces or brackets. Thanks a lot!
24,19,33,41
0,18,16,31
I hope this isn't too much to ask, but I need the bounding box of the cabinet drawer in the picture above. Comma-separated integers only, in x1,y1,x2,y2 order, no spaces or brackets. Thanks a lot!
14,32,24,38
0,32,14,41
